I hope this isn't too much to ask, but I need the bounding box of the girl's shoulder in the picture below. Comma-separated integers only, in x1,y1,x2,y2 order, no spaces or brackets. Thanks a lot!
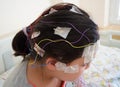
3,61,31,87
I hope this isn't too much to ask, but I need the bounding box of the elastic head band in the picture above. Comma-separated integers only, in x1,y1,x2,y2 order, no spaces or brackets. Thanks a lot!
22,27,28,36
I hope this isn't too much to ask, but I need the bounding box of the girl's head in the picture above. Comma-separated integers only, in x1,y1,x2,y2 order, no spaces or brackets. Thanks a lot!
12,3,99,81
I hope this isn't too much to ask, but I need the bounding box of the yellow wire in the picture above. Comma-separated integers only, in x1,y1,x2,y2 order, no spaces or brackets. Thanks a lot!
29,54,39,64
30,39,94,65
38,38,93,48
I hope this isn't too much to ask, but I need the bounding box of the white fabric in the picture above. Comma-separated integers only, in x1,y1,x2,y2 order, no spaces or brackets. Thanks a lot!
3,61,32,87
83,45,120,86
0,78,4,87
0,65,16,81
0,57,5,74
2,51,15,71
0,56,22,87
0,36,13,74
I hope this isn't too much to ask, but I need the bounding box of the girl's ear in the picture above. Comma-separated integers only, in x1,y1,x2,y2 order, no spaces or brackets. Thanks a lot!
85,63,90,70
45,58,57,71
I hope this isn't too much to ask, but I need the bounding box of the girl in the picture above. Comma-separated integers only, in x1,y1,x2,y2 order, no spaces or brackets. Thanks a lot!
3,3,99,87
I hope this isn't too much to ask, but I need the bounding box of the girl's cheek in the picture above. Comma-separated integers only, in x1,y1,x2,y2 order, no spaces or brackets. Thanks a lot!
78,66,86,74
85,63,90,70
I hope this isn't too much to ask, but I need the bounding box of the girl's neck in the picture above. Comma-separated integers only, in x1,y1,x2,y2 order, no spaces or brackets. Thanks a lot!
27,62,62,87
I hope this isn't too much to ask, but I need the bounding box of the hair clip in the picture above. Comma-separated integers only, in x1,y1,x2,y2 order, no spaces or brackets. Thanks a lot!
31,31,40,39
49,8,58,14
54,27,71,39
34,43,45,57
70,6,83,15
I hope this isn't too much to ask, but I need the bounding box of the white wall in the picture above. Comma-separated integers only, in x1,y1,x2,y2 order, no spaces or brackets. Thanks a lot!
63,0,80,6
51,0,110,27
0,0,110,37
0,0,50,37
49,0,63,5
79,0,109,28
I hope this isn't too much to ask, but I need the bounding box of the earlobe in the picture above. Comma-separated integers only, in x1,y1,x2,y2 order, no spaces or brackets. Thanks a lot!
45,58,57,71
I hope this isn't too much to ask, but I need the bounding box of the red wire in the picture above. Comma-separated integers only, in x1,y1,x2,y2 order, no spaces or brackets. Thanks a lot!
29,80,66,87
28,80,37,87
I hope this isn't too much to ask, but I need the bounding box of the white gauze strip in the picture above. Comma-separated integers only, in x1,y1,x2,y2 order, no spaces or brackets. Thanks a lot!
82,41,99,64
34,43,45,57
55,62,79,73
54,27,71,39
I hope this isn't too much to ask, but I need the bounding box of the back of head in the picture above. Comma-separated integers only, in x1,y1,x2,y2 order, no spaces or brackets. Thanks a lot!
12,30,30,57
12,3,99,63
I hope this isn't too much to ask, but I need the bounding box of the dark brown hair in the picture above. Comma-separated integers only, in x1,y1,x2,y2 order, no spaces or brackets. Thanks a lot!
12,3,99,63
